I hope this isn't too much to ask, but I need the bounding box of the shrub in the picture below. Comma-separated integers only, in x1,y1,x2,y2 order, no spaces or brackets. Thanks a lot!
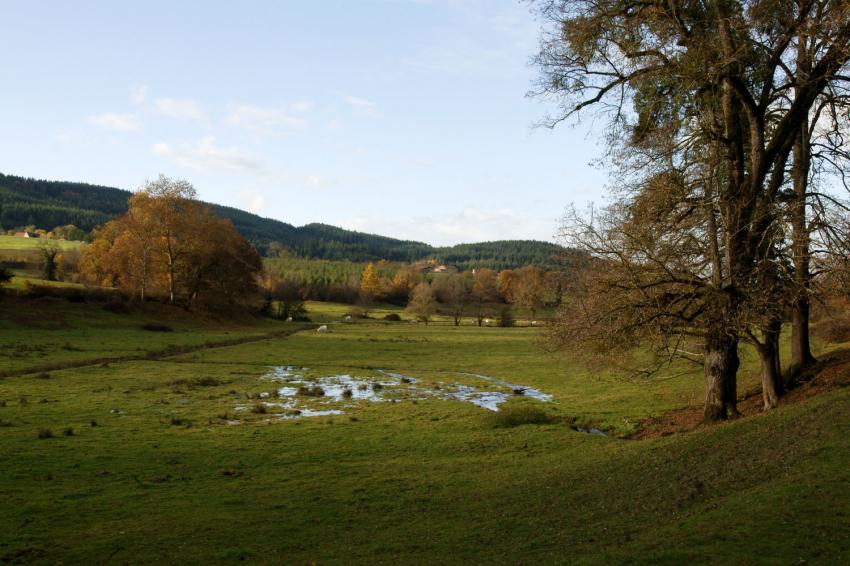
168,377,223,388
251,403,268,414
63,427,74,436
297,385,325,397
342,388,353,399
371,382,384,392
383,313,402,321
37,428,54,439
498,307,514,328
142,323,173,332
34,372,51,380
169,416,189,426
490,405,554,428
103,300,131,314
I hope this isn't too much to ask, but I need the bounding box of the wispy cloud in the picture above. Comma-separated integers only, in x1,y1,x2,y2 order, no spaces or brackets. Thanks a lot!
153,97,207,121
130,84,149,106
339,206,555,246
342,93,380,117
151,137,262,173
291,100,314,113
237,190,268,214
88,112,142,132
225,103,306,135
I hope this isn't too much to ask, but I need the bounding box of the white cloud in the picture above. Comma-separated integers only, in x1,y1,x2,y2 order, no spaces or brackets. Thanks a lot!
291,100,314,113
247,193,267,213
130,84,149,106
225,103,306,134
88,112,142,132
236,191,268,214
342,93,380,117
151,137,262,173
338,207,555,246
153,97,207,121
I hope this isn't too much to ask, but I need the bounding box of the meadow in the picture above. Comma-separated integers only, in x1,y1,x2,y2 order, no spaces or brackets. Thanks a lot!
0,236,82,252
0,299,848,564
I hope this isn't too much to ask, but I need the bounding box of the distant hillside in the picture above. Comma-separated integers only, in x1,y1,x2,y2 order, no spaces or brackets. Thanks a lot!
0,172,567,269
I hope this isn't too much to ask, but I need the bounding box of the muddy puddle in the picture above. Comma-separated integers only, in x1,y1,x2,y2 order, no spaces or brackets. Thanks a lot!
232,366,553,421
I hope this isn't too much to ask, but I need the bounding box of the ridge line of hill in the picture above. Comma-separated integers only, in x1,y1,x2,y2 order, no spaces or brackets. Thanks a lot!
0,172,568,270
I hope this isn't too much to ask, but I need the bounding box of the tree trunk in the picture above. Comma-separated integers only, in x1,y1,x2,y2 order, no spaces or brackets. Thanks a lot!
789,32,816,377
703,335,740,422
757,320,784,410
791,300,815,374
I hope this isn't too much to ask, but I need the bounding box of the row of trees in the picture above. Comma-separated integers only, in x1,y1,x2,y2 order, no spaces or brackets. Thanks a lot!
534,0,850,421
1,224,88,241
392,266,567,325
80,176,262,308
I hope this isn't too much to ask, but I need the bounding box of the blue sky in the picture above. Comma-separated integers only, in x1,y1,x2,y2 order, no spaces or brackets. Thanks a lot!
0,0,607,246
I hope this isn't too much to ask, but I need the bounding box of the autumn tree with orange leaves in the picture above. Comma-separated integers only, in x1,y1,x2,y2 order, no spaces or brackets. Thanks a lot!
81,175,261,308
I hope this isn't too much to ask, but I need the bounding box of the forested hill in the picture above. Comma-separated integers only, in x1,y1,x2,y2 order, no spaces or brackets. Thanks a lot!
0,173,566,268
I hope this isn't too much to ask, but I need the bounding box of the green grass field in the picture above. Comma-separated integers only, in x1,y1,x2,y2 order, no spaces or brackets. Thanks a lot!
0,299,848,563
0,235,83,252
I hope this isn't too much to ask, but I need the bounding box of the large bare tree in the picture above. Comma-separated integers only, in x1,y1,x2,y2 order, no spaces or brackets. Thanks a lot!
532,0,850,421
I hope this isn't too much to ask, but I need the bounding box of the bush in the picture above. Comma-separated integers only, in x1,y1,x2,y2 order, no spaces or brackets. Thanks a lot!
142,323,173,332
103,300,131,314
383,313,402,321
23,283,121,304
37,428,54,439
168,377,223,388
297,385,325,397
251,403,268,414
490,405,554,428
498,307,514,328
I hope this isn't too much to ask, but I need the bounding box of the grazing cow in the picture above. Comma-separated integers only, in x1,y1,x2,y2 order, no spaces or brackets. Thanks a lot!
286,317,293,322
345,315,352,321
317,325,329,333
531,321,537,326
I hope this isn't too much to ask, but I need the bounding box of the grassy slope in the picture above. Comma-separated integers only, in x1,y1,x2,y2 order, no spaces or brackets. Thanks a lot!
0,298,291,374
0,300,847,564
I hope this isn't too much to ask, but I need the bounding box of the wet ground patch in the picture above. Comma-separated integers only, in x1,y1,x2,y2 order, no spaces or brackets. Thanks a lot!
231,365,554,422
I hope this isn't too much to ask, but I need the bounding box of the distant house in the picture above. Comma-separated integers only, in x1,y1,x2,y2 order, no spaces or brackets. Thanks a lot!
413,262,459,274
13,231,35,238
432,264,458,274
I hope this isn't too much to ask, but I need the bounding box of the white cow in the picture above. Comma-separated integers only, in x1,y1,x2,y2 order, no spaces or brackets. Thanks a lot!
345,315,352,322
317,325,329,333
